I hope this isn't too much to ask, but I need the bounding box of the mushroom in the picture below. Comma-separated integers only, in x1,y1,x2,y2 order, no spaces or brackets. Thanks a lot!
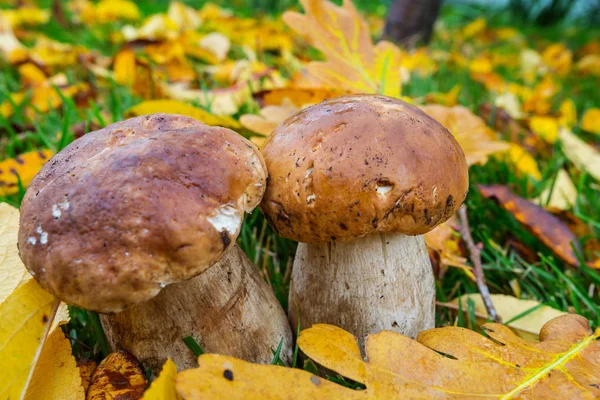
261,95,468,345
18,113,292,371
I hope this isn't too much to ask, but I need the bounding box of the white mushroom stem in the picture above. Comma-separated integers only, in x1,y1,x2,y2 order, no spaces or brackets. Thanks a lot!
289,233,435,349
101,245,292,372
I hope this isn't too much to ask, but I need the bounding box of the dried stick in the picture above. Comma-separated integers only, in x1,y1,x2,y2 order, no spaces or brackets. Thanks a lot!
457,205,501,323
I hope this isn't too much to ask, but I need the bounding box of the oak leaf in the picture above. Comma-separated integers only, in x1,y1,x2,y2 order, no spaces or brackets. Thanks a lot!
176,315,600,399
283,0,403,98
87,351,148,400
420,105,510,167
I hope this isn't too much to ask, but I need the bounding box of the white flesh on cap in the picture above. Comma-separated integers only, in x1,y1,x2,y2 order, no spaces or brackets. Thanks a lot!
101,244,293,373
289,232,435,350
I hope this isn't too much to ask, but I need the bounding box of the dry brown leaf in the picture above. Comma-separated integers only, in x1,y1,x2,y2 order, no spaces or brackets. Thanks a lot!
478,184,584,267
87,350,147,400
420,105,510,166
176,314,600,399
283,0,403,97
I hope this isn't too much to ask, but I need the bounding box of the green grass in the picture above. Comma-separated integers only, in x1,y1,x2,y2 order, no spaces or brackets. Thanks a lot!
1,0,599,371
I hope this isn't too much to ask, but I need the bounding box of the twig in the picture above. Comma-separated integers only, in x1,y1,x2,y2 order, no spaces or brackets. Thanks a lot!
457,205,501,323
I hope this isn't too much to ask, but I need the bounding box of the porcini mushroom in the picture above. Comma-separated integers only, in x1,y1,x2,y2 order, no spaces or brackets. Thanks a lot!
261,95,468,344
18,113,292,371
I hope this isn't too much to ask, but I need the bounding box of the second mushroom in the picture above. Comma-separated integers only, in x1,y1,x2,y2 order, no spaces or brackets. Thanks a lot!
261,94,469,345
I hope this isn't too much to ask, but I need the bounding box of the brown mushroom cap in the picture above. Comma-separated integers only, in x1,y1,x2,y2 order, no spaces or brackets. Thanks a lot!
18,113,266,313
261,94,468,243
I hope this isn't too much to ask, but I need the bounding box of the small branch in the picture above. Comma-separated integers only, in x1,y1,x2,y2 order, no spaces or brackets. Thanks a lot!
457,205,501,323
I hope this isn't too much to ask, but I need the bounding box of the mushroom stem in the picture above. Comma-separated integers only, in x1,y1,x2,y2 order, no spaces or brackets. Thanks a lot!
289,232,435,348
101,244,292,372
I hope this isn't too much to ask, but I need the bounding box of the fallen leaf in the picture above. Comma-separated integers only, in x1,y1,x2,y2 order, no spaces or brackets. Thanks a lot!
576,54,600,76
535,169,577,210
253,88,347,107
0,279,59,399
198,32,231,62
0,150,54,196
503,143,542,181
126,100,241,129
176,315,600,399
24,328,85,400
581,108,600,135
143,358,180,400
494,92,524,119
114,48,137,86
450,294,567,341
529,115,559,143
80,0,140,25
420,105,510,167
167,1,202,32
283,0,403,97
559,99,577,127
542,43,572,76
240,98,300,138
424,84,461,107
424,217,473,280
77,359,98,394
478,184,583,266
559,127,600,181
87,351,147,400
0,203,30,304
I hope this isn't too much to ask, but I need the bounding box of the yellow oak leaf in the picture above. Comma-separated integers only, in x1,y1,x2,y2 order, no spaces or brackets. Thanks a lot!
0,203,30,305
176,315,600,399
23,327,85,400
283,0,403,98
0,150,54,196
559,127,600,181
0,279,59,399
451,294,567,341
143,358,181,400
126,100,241,129
581,108,600,134
420,104,510,167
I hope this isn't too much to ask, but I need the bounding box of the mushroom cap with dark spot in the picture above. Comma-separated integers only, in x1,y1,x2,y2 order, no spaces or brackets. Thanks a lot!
18,113,267,313
260,94,468,243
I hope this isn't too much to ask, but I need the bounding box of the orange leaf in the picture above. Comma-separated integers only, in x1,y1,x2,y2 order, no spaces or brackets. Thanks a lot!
478,184,583,267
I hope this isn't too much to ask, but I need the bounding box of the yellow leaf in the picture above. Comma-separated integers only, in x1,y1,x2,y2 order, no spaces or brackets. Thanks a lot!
420,104,510,167
576,54,600,76
144,358,181,400
462,17,486,39
23,328,85,400
176,315,600,398
559,127,600,181
494,92,524,119
451,294,567,341
82,0,140,24
18,63,47,87
122,14,178,42
167,1,202,32
0,203,30,305
0,280,59,399
198,32,231,62
255,88,348,107
504,143,542,181
559,99,577,127
529,115,559,143
424,84,461,107
542,43,572,76
88,351,148,400
468,55,493,74
240,99,300,140
113,48,137,86
581,108,600,134
0,150,54,196
127,100,241,129
535,169,577,210
283,0,403,97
